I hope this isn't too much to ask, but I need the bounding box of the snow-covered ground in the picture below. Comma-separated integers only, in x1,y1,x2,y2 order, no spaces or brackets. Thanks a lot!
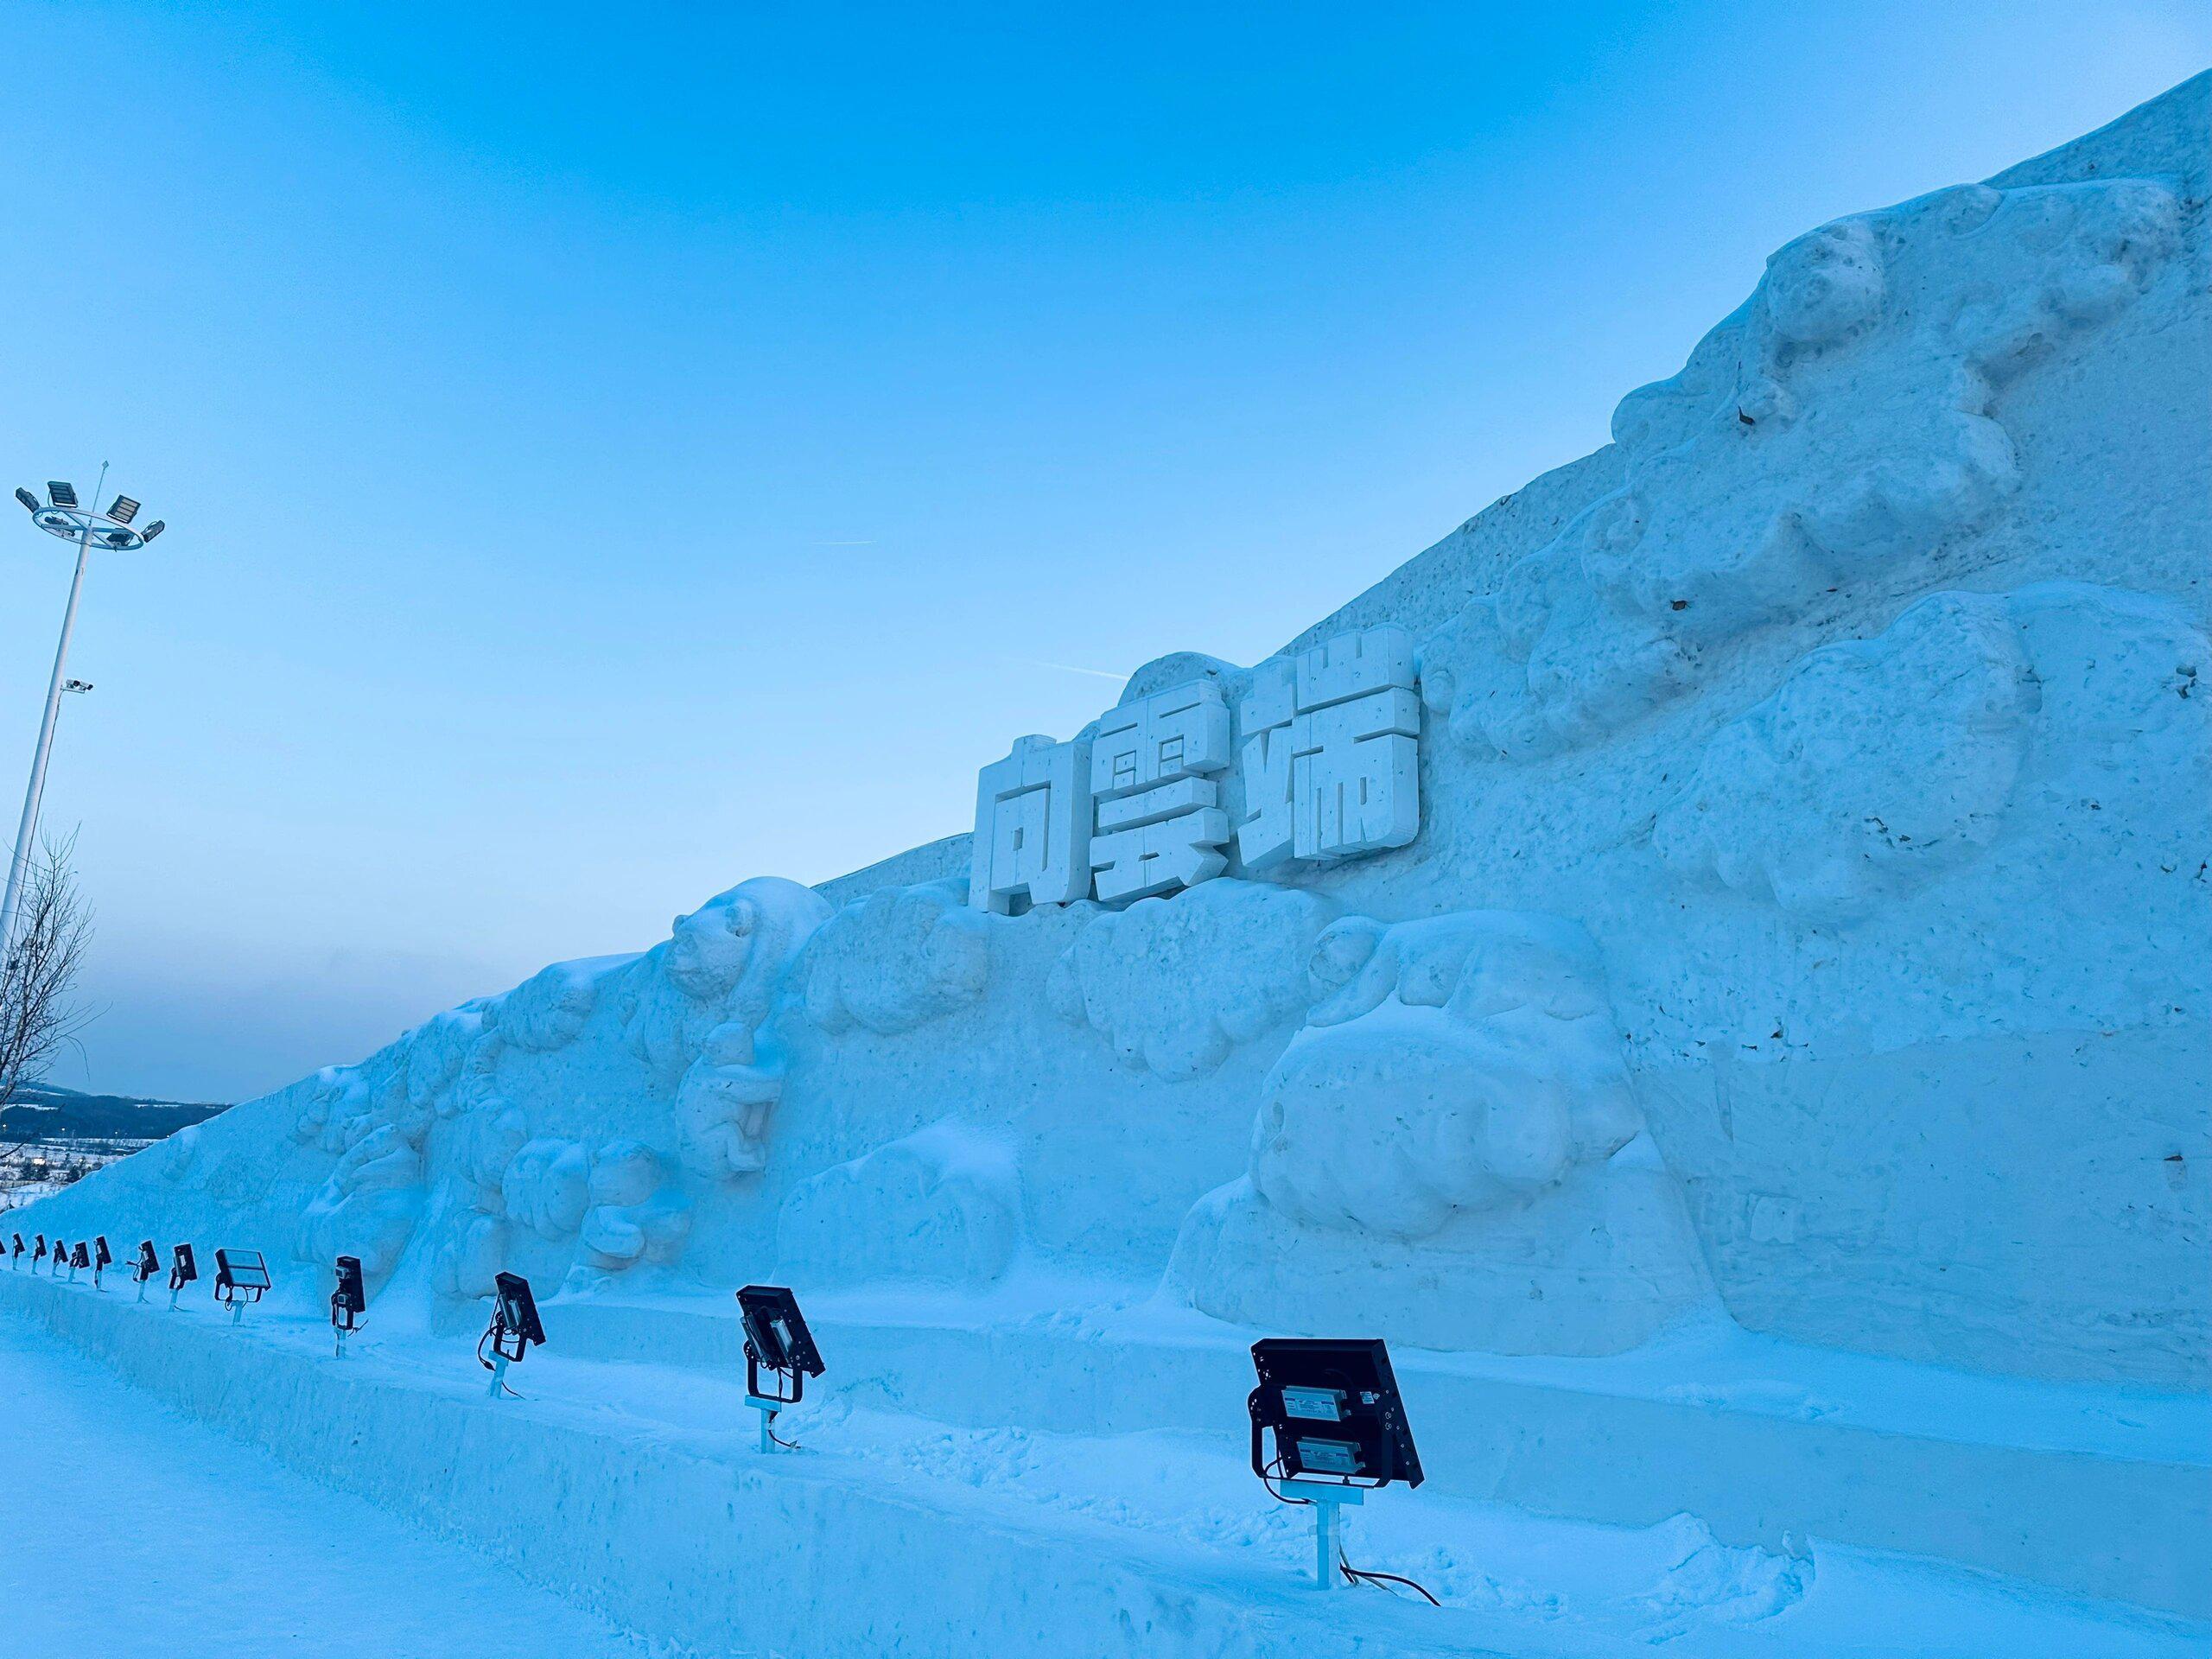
1,1274,2202,1659
0,1307,655,1659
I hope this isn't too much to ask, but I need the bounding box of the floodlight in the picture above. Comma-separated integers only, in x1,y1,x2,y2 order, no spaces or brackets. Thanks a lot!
140,519,164,543
67,1240,88,1280
736,1284,825,1452
100,528,132,547
213,1248,271,1324
46,480,76,508
330,1255,365,1355
477,1272,543,1396
167,1243,196,1309
13,487,36,513
7,1233,21,1267
92,1236,111,1290
131,1241,158,1300
1249,1338,1426,1594
107,495,138,524
31,1234,46,1264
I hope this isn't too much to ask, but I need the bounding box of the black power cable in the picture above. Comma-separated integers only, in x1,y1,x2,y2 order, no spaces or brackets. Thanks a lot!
1338,1554,1442,1607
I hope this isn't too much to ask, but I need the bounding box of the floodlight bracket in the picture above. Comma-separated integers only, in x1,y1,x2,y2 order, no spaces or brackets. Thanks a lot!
744,1343,806,1408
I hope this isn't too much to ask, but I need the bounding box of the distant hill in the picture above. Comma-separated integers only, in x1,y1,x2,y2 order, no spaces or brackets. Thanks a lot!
0,1083,228,1146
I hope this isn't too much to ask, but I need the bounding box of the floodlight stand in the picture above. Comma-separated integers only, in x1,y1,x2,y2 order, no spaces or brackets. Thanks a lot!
229,1298,243,1326
136,1274,148,1302
167,1282,181,1310
65,1259,76,1283
92,1265,103,1292
486,1352,510,1398
1281,1479,1363,1591
744,1353,804,1453
0,518,91,955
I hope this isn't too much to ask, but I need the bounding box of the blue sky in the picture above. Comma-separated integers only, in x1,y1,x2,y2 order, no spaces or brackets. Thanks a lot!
0,2,2202,1102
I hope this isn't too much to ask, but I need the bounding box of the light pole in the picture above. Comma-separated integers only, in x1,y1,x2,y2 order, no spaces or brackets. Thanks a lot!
0,475,165,953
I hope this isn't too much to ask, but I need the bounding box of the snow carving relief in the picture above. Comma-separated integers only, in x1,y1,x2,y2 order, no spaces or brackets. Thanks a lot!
1657,582,2210,925
775,1122,1020,1289
969,732,1095,913
1237,626,1421,869
800,881,990,1035
1655,590,2037,922
576,1140,690,1272
1087,678,1235,902
969,625,1422,913
1418,176,2181,760
1169,909,1713,1355
1046,879,1336,1079
662,877,834,1180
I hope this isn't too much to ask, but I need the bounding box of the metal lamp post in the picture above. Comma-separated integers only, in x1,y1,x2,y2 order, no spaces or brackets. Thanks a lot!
0,474,164,952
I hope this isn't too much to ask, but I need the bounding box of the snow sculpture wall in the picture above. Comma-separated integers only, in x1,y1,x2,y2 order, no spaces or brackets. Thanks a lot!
1170,910,1712,1355
22,79,2208,1393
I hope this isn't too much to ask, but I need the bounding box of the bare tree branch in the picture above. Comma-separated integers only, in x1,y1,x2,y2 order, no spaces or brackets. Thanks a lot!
0,831,93,1145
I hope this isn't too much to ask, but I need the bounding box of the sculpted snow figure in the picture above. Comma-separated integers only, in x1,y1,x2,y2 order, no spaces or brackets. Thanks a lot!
651,877,833,1179
1418,175,2179,760
1171,910,1713,1354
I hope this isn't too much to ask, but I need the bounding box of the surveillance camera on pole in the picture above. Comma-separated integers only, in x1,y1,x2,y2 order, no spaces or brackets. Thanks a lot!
0,470,167,955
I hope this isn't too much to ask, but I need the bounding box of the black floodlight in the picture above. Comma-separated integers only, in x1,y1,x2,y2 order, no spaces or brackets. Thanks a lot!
13,487,37,513
330,1255,365,1354
1249,1338,1422,1491
46,480,76,509
1249,1338,1429,1597
100,527,132,547
736,1284,824,1450
213,1248,270,1322
494,1272,543,1351
68,1240,89,1272
140,519,164,543
8,1233,22,1266
480,1272,543,1395
736,1284,823,1399
168,1243,197,1309
132,1242,159,1300
93,1236,111,1268
32,1234,47,1264
106,495,139,524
